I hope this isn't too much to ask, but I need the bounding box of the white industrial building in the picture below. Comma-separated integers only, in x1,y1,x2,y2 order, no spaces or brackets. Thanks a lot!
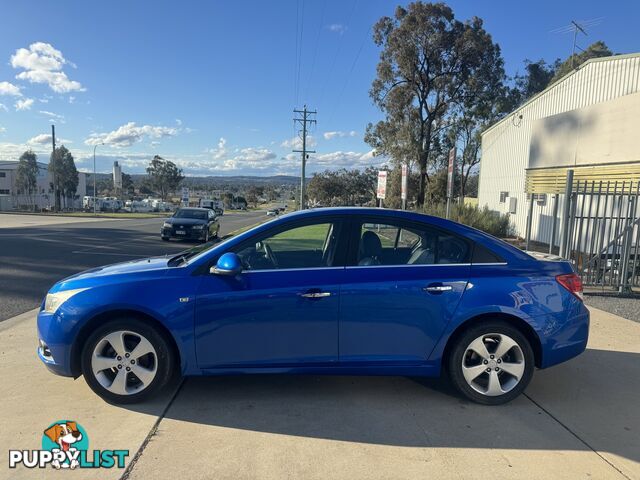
478,53,640,246
0,160,88,211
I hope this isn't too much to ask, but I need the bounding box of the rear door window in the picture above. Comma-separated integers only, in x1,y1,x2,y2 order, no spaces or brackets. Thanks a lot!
356,220,470,266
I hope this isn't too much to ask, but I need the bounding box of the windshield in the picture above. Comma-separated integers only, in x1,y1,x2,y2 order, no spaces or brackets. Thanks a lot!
174,209,208,220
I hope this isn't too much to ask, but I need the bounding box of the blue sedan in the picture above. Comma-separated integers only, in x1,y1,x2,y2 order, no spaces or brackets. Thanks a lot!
37,208,588,405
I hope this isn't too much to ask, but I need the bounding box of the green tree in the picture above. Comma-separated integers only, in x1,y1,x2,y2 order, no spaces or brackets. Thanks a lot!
16,150,39,210
121,172,135,197
146,155,184,201
60,148,79,208
49,146,74,211
512,59,560,105
550,41,612,84
365,2,506,207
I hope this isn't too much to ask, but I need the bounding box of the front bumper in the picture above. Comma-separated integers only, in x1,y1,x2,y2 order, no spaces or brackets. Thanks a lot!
161,227,207,240
37,309,76,377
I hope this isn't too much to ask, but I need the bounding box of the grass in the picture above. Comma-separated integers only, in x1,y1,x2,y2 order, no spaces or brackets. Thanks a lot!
266,223,330,252
59,212,169,219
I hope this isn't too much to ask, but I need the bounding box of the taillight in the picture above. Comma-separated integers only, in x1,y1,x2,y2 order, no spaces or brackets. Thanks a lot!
556,273,584,301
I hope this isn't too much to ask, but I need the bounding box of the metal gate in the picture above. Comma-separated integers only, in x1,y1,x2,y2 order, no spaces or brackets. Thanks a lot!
565,180,640,291
525,168,640,292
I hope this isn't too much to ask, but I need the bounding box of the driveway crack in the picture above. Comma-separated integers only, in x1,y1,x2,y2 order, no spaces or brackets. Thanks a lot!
524,392,631,480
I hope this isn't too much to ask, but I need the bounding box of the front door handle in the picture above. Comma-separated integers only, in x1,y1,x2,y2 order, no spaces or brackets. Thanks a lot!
299,290,332,299
423,284,453,294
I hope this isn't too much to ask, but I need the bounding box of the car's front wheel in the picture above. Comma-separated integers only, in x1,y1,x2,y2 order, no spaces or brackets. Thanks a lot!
447,321,534,405
80,318,175,404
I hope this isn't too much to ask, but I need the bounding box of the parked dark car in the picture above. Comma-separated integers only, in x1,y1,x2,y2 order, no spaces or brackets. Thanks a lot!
38,207,587,405
161,207,219,242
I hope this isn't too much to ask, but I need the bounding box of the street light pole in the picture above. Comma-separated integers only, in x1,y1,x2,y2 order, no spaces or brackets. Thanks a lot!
93,143,104,215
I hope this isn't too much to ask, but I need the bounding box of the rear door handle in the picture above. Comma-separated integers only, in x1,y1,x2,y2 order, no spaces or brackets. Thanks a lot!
423,284,453,294
298,290,331,298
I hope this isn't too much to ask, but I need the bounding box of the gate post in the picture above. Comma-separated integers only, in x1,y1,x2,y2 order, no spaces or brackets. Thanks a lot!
525,194,534,251
559,170,574,258
549,194,559,254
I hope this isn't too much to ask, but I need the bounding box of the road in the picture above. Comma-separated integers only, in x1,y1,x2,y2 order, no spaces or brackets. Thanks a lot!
0,210,265,321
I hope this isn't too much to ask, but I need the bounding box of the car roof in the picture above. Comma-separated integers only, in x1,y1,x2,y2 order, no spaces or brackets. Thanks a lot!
178,207,209,211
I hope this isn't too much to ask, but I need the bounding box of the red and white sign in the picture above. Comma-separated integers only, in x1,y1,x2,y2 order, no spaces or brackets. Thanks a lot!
447,147,456,199
376,171,388,200
401,164,408,201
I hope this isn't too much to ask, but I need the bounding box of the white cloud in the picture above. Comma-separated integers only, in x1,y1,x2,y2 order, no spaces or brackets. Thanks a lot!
0,81,22,96
0,103,7,112
175,118,182,126
85,122,179,147
39,110,65,123
0,126,5,133
15,98,34,111
11,42,85,93
327,24,347,34
281,135,317,150
27,133,72,145
323,130,358,140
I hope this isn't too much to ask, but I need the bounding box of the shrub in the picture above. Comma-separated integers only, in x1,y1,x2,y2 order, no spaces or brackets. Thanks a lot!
423,203,513,238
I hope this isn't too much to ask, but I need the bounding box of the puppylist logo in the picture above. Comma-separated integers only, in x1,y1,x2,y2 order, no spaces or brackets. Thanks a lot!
8,420,129,470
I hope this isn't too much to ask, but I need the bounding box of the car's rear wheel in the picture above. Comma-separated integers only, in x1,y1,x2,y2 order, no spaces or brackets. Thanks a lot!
447,321,534,405
161,236,169,241
80,318,174,404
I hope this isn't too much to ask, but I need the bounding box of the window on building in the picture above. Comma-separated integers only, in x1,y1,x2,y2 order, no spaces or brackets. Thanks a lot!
0,189,10,195
499,191,509,203
0,172,6,178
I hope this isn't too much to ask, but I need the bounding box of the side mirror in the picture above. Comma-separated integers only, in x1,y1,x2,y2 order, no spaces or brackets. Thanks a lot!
210,252,242,276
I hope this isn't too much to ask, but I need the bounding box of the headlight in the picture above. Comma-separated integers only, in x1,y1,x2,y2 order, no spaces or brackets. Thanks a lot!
163,222,172,228
44,288,88,314
192,224,204,230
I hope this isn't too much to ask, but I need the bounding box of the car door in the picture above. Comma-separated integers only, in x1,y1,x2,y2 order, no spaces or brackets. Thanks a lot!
339,217,471,365
194,217,347,368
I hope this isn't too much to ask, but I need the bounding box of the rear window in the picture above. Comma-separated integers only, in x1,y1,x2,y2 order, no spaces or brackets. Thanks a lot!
472,244,504,264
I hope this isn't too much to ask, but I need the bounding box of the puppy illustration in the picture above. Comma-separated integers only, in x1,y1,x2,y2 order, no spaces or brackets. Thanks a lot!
43,421,82,469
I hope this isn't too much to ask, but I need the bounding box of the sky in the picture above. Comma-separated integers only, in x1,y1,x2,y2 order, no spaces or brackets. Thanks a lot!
0,0,638,177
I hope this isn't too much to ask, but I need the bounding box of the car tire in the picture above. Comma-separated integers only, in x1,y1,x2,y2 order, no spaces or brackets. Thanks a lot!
80,318,175,404
161,236,169,242
447,321,535,405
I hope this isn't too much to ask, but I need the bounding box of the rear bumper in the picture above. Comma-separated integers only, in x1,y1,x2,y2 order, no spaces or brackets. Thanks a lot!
539,302,590,369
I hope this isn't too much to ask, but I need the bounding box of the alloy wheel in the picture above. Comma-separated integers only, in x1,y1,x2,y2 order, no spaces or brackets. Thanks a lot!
91,330,158,396
461,333,525,396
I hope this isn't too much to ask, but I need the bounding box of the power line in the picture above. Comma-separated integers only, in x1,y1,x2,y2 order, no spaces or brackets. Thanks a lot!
293,0,300,107
302,0,327,103
318,0,359,107
326,22,371,127
294,0,306,108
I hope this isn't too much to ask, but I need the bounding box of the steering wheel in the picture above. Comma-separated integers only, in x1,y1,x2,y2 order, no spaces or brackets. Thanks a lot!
262,242,279,268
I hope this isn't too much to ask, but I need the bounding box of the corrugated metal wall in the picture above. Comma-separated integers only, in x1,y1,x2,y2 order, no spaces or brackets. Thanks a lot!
478,54,640,243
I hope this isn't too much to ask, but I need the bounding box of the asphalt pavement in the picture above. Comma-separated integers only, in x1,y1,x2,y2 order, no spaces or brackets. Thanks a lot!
0,211,265,321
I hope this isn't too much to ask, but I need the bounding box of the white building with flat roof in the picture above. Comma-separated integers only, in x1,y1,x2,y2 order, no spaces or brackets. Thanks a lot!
0,160,87,211
478,53,640,245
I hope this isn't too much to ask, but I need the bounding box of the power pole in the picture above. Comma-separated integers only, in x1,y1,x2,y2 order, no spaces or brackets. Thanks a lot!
293,105,316,210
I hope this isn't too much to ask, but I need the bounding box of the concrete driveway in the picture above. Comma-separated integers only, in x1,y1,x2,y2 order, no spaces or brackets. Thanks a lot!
1,306,638,480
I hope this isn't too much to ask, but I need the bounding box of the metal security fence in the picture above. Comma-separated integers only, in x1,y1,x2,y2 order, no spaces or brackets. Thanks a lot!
524,168,640,293
565,180,640,291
